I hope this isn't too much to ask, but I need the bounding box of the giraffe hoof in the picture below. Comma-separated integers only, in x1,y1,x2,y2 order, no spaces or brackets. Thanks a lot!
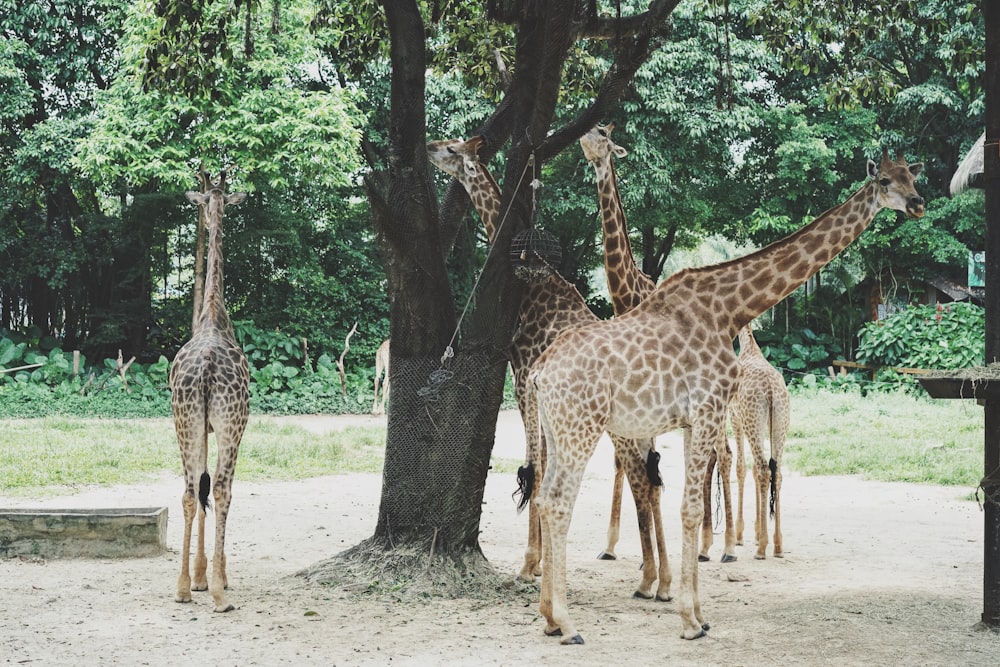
597,551,617,561
561,634,585,645
544,626,562,637
755,553,766,560
192,582,208,592
633,590,653,600
721,553,738,563
655,593,673,603
175,594,192,604
681,628,707,640
698,554,710,562
774,552,784,558
213,603,235,613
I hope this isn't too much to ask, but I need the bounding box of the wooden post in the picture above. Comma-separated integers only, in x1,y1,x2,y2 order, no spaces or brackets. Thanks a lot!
982,0,1000,629
72,350,80,377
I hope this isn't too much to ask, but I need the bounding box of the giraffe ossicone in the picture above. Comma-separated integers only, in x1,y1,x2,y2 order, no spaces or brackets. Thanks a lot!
530,150,924,642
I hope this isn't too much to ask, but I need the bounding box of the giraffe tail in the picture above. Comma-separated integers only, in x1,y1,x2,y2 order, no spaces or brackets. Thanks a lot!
645,448,663,487
199,471,212,512
513,462,535,514
768,457,777,518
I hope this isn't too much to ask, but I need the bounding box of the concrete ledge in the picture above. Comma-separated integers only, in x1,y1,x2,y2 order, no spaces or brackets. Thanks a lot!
0,507,168,559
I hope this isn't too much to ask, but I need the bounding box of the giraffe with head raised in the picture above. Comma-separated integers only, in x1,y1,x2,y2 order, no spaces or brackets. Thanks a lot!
427,136,671,601
530,150,924,643
580,123,735,563
170,171,249,613
730,323,790,560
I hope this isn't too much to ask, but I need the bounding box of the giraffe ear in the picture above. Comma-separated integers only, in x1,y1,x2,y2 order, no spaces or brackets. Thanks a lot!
866,159,878,180
185,191,209,206
225,192,247,206
908,162,923,178
612,144,628,159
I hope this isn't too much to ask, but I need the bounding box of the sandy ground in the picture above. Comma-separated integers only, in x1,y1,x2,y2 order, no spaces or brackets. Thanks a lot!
1,410,998,666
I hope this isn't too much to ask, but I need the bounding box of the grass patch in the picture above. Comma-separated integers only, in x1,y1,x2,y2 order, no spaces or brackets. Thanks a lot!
784,389,983,487
0,417,386,496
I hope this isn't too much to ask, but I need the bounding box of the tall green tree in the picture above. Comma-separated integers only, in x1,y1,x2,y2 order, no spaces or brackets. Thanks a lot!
74,0,370,362
0,1,132,355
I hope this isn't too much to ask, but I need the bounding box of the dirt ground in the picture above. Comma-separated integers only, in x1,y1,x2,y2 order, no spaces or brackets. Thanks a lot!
1,410,997,666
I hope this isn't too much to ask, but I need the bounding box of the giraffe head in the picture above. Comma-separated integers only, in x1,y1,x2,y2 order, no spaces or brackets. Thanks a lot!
580,123,628,164
427,136,485,181
866,149,924,219
185,171,247,225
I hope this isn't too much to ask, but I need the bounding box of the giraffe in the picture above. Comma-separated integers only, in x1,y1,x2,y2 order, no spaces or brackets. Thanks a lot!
372,338,390,415
579,123,734,563
730,324,790,560
529,150,924,642
170,172,250,613
427,136,671,601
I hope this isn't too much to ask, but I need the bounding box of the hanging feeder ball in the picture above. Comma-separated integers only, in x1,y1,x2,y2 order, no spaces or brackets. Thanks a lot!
510,228,562,282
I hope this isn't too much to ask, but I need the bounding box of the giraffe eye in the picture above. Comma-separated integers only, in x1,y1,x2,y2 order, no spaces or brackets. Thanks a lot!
878,178,890,187
446,147,456,154
598,129,607,137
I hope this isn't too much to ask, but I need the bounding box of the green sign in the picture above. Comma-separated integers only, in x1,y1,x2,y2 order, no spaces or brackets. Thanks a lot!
969,250,985,288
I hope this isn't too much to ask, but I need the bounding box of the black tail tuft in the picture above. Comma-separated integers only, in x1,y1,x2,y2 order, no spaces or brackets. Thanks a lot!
645,449,663,487
513,463,535,514
199,471,212,512
768,457,777,518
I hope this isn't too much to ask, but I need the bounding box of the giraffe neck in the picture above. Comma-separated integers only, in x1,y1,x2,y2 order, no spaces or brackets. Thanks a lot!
593,158,654,315
662,180,882,338
195,216,235,337
458,168,501,242
737,328,762,358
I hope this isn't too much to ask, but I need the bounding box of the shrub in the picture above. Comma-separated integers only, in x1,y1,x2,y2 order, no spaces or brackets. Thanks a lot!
855,302,984,370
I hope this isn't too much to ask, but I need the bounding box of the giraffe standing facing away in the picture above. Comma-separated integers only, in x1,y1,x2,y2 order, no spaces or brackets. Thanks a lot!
529,150,924,642
372,338,390,415
580,123,736,564
730,324,790,560
426,136,671,602
170,172,249,613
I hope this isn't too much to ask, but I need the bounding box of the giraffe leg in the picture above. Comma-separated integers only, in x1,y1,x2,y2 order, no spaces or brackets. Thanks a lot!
716,438,737,563
679,458,709,639
650,482,672,602
734,427,747,546
753,456,770,560
772,457,783,558
598,451,624,560
698,446,714,562
533,420,599,645
208,418,244,613
536,484,585,645
175,491,196,603
519,497,542,581
192,499,209,591
623,452,657,599
210,480,234,612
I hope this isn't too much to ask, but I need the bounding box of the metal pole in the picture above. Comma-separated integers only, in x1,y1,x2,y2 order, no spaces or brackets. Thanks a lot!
982,0,1000,629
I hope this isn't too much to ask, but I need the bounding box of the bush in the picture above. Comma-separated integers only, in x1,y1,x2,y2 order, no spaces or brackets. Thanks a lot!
855,302,984,370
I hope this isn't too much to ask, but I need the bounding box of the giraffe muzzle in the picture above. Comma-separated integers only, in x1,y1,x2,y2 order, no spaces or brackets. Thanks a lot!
906,196,925,219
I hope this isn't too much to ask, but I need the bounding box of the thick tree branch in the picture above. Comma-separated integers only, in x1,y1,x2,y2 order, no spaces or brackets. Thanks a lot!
540,0,678,161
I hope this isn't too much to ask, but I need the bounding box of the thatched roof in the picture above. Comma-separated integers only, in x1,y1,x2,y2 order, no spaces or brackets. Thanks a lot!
950,131,985,196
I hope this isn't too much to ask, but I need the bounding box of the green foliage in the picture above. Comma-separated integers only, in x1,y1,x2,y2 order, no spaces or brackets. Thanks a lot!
754,327,842,379
856,302,985,370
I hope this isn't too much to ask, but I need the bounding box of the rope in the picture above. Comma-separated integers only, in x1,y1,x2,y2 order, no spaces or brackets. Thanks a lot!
439,150,537,365
419,149,538,403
